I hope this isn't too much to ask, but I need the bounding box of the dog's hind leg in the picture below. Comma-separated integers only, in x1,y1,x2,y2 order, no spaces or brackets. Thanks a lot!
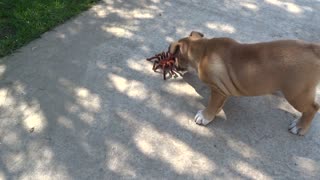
195,88,227,125
284,87,319,135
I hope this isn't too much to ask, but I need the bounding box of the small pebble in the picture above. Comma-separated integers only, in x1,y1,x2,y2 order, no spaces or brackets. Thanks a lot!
29,127,35,133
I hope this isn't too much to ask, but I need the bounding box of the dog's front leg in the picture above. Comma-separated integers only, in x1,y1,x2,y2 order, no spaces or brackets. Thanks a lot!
195,88,227,125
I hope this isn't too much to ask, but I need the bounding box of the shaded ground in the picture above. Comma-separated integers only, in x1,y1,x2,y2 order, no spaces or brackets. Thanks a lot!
0,0,320,179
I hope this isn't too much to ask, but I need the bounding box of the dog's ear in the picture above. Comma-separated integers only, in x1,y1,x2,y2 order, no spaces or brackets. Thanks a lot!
189,31,204,39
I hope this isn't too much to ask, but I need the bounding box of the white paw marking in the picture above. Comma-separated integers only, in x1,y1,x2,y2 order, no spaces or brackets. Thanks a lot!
194,110,211,125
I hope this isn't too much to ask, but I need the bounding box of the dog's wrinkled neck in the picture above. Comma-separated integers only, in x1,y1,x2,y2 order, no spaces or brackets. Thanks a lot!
187,40,206,70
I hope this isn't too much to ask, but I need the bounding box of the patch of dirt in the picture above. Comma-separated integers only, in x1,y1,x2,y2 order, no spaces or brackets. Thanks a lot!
0,26,15,40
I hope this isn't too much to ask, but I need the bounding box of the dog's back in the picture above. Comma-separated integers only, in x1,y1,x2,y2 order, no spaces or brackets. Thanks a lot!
206,39,320,95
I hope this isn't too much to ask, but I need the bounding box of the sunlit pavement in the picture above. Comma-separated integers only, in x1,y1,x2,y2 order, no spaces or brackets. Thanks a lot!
0,0,320,179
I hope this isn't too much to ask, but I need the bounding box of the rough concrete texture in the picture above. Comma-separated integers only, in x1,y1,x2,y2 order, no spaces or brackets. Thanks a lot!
1,0,320,179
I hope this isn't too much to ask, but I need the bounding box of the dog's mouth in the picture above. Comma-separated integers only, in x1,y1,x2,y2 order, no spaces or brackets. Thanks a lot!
168,44,187,71
172,56,183,71
175,63,187,71
174,54,188,71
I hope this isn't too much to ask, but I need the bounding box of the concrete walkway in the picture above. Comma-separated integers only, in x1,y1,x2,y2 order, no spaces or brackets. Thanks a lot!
1,0,320,179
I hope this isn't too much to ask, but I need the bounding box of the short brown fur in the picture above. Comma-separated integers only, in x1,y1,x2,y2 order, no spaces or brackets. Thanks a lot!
170,31,320,135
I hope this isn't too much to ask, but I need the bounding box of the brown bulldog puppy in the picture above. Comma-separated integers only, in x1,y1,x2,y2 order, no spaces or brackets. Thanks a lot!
169,31,320,135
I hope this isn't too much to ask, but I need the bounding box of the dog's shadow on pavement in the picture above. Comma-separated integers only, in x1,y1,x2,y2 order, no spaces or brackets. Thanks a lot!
181,71,210,104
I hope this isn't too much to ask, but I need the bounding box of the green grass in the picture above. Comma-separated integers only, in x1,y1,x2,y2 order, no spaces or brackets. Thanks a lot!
0,0,99,57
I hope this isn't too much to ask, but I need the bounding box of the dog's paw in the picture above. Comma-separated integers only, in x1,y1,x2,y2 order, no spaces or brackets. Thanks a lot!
194,110,211,125
288,119,304,136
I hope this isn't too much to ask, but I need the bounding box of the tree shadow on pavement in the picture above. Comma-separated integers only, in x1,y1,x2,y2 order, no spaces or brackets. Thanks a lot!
0,0,320,179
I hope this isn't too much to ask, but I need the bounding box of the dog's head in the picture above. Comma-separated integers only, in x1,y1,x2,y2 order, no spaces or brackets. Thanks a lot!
168,31,204,70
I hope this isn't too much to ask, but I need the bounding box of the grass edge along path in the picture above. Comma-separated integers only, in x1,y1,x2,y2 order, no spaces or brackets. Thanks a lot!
0,0,100,58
